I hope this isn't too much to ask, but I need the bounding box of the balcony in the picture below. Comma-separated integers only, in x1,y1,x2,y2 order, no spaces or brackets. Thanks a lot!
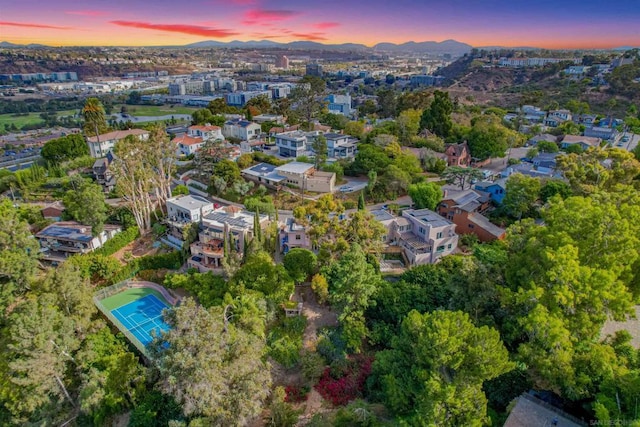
191,241,223,257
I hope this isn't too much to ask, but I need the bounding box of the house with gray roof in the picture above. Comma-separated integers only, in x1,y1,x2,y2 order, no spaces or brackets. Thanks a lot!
36,221,121,262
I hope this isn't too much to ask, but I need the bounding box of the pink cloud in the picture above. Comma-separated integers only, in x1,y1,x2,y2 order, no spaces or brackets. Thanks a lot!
243,9,301,25
110,21,239,38
0,21,71,30
313,22,340,30
292,32,327,41
65,10,109,17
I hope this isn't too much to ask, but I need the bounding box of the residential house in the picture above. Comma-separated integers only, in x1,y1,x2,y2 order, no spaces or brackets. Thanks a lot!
225,90,271,107
584,126,617,141
323,133,359,159
520,105,547,123
549,109,573,121
598,117,624,127
36,221,121,262
474,180,507,204
437,190,505,242
86,129,149,158
274,162,336,193
174,134,205,156
370,209,397,244
164,194,214,249
92,151,117,193
253,114,285,124
241,163,287,187
240,139,267,154
527,133,557,146
560,135,601,151
543,115,567,128
40,201,65,221
188,206,268,272
576,114,597,125
187,124,223,141
279,218,312,253
386,209,458,266
504,393,587,427
532,153,559,170
445,142,471,167
222,119,261,141
275,131,308,158
325,94,352,115
501,163,557,179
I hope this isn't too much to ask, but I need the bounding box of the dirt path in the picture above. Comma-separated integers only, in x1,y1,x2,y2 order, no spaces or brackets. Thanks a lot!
111,234,161,265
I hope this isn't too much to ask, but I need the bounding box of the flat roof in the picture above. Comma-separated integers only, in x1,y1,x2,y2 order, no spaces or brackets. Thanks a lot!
370,209,395,223
36,221,120,242
404,208,452,228
275,161,314,175
167,195,212,211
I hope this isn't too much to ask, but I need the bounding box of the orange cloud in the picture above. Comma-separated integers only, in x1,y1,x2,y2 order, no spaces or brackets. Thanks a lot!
65,10,109,16
313,22,340,30
292,32,327,41
110,21,239,38
243,9,301,25
0,21,71,30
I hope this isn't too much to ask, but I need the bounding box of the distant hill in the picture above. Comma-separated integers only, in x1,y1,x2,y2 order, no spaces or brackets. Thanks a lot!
0,41,49,48
184,39,470,55
373,40,472,55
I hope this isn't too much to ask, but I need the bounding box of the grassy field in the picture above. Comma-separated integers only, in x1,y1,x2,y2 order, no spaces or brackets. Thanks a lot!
114,104,198,116
0,110,78,129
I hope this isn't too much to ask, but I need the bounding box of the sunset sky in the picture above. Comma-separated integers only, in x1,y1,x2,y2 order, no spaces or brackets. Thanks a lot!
1,0,639,49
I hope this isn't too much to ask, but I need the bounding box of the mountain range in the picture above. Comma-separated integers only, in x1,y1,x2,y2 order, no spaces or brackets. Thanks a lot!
183,39,473,55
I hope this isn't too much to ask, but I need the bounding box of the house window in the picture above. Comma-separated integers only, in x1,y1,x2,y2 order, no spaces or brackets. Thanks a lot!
436,232,443,239
436,245,445,252
418,227,425,234
447,244,452,249
468,224,475,229
295,235,301,240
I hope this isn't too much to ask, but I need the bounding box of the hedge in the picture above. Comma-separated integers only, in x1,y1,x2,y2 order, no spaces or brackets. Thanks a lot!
94,227,140,256
109,251,185,284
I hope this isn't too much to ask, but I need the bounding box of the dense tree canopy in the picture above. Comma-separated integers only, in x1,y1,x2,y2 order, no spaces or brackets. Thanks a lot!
420,90,453,138
41,134,89,164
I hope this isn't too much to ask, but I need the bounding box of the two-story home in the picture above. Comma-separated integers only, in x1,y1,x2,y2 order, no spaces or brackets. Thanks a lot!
36,221,121,263
279,218,312,253
323,133,358,159
437,190,505,242
188,206,268,272
549,109,573,121
325,94,352,116
584,126,617,141
474,179,507,204
445,142,471,167
188,124,223,141
275,131,308,158
92,151,117,193
222,119,261,141
387,209,458,266
241,161,336,193
174,134,205,156
87,129,149,158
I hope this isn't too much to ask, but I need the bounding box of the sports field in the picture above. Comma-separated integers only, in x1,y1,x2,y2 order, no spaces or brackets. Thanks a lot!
100,287,172,349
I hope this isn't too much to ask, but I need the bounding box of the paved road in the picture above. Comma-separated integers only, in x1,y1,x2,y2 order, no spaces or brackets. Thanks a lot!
112,113,192,123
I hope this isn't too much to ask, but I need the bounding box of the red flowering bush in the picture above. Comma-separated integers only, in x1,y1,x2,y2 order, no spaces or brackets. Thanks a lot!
284,385,309,403
315,356,373,406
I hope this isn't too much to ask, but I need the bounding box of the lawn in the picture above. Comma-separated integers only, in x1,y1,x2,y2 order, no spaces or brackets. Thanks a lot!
0,110,78,129
115,104,198,116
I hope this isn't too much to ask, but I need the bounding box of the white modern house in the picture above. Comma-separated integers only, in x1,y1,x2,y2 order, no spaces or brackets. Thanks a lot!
86,129,149,158
36,221,122,262
222,119,261,141
187,124,223,141
323,133,358,159
166,195,215,224
275,131,308,158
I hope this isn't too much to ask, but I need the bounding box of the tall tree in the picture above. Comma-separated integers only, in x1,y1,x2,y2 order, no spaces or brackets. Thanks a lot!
408,182,442,210
283,248,317,285
290,76,326,130
311,135,328,168
467,115,523,161
0,200,41,317
41,134,89,164
144,124,176,213
63,178,108,236
420,90,453,138
369,310,514,426
82,98,108,138
441,166,483,190
150,299,271,426
325,243,383,351
502,173,541,220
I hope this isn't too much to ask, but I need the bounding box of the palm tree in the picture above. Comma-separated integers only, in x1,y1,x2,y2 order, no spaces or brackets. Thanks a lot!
82,97,107,138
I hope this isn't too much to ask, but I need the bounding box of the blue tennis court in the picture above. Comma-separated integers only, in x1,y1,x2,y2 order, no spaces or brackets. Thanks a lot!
111,294,172,347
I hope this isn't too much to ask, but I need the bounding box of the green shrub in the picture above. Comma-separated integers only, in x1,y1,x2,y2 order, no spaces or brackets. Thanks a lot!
300,350,326,385
94,227,140,256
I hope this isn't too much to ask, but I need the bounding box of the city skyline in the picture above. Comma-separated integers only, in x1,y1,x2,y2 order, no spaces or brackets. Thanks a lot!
1,0,640,49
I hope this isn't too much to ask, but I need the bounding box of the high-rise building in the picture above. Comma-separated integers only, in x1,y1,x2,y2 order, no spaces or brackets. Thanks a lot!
305,63,323,77
276,55,289,70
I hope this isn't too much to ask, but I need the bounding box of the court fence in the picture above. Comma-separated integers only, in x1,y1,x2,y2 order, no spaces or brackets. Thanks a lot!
93,280,181,356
